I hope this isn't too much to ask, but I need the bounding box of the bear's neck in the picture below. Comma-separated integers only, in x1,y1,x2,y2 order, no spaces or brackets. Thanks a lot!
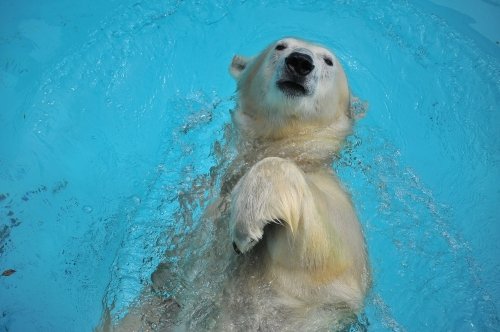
220,118,349,196
232,108,352,171
239,126,345,172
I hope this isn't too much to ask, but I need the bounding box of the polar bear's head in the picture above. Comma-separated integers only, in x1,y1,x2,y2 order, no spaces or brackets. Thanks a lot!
230,37,351,138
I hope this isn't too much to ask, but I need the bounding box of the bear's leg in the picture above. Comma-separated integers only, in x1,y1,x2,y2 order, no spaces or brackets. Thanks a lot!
230,157,313,254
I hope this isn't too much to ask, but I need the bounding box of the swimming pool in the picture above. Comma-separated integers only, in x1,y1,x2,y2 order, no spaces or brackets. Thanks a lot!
0,0,499,331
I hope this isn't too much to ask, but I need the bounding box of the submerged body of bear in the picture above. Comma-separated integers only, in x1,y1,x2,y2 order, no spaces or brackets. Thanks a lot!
100,38,370,331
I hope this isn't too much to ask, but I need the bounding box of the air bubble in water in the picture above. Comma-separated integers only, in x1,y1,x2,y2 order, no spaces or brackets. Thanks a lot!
131,195,141,205
82,205,93,214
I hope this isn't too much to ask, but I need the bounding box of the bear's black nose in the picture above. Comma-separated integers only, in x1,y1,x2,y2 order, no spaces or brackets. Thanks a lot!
285,52,315,76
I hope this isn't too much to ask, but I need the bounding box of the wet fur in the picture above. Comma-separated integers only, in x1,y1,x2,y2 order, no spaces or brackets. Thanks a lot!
226,38,370,328
99,37,370,331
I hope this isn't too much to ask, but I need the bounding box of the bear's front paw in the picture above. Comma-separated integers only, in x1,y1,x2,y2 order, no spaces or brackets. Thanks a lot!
232,217,286,255
230,157,308,254
231,213,264,254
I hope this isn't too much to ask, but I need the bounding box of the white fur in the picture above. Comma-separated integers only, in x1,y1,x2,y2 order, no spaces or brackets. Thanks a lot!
228,38,370,324
98,38,370,331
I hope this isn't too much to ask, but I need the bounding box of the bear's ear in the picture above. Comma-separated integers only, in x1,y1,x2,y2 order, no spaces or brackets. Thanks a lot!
229,55,251,80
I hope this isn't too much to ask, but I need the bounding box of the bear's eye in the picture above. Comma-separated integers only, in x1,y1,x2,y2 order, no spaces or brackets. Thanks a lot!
324,57,333,66
275,44,287,51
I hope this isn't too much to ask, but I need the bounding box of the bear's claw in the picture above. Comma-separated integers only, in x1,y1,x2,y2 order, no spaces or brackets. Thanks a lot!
233,241,242,255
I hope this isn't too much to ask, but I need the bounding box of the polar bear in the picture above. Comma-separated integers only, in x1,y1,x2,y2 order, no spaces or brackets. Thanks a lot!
225,37,370,328
98,37,370,332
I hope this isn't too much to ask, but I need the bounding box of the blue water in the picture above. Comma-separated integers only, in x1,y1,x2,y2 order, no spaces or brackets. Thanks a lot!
1,1,499,331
